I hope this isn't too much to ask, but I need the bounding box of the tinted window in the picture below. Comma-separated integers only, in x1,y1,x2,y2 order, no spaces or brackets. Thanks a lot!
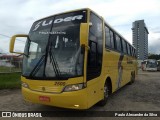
131,47,134,56
134,49,136,57
127,44,131,55
110,30,114,49
115,34,122,52
122,39,127,54
130,47,133,56
132,48,134,57
130,45,132,56
89,41,97,66
88,12,103,80
105,26,111,48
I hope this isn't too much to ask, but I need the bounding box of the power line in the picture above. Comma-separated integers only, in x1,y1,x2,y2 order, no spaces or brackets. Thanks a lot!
0,33,11,38
0,33,26,43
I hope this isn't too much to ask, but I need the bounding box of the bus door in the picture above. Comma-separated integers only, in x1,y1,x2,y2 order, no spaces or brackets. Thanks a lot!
86,11,103,106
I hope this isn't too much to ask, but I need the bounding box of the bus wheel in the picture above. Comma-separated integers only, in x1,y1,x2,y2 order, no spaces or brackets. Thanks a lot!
98,82,109,106
129,72,135,85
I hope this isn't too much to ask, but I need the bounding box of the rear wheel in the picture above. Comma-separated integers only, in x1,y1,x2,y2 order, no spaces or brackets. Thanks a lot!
129,72,135,84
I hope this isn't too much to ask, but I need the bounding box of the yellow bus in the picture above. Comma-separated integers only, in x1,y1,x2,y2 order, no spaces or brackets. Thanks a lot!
9,8,137,109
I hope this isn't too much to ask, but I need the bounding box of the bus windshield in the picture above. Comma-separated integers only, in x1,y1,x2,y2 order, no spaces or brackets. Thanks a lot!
22,10,87,79
146,60,157,68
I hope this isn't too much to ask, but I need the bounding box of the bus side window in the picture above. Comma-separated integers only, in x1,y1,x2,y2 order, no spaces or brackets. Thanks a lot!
87,12,103,80
131,47,134,57
110,30,114,49
122,39,127,54
105,26,111,48
130,46,133,56
127,43,131,56
133,48,135,57
115,34,122,52
134,49,137,57
88,41,98,66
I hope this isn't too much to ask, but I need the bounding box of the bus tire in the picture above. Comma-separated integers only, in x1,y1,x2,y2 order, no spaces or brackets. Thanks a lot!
129,72,135,85
98,81,110,106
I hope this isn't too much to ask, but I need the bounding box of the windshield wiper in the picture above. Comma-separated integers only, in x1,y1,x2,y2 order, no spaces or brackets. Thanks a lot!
49,48,61,78
29,55,45,77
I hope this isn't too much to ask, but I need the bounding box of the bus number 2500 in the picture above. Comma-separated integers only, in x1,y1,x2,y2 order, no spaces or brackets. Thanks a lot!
54,82,66,86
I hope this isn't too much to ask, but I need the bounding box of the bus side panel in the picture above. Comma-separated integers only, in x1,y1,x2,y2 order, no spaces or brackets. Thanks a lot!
119,54,127,86
86,77,104,108
121,55,131,85
103,49,120,93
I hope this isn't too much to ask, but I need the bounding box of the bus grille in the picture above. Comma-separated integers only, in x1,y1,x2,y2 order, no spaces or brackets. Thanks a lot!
30,86,64,93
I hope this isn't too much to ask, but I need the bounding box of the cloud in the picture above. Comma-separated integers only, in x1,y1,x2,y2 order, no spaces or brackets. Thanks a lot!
0,0,160,54
148,30,160,54
149,39,160,54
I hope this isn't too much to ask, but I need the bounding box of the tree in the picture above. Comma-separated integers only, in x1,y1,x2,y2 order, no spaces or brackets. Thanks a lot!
148,54,160,60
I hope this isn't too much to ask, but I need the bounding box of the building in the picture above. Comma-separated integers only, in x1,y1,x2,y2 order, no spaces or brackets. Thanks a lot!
0,54,22,68
132,20,149,60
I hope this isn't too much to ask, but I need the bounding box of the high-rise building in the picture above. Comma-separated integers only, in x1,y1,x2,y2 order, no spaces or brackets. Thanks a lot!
132,20,149,60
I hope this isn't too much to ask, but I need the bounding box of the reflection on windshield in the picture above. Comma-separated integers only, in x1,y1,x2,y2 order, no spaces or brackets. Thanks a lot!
23,25,84,79
45,25,83,78
23,28,49,77
147,61,157,68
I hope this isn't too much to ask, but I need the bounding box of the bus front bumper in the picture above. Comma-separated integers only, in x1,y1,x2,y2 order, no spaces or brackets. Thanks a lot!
22,87,88,109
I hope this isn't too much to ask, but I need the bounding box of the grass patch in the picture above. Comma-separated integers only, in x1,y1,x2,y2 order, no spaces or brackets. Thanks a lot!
0,66,21,72
0,73,21,89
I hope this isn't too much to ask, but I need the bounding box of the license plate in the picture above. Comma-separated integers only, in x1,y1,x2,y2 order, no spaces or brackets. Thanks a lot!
39,96,50,102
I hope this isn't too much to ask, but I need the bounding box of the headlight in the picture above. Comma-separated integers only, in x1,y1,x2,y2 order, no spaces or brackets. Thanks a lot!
22,82,29,88
63,83,86,92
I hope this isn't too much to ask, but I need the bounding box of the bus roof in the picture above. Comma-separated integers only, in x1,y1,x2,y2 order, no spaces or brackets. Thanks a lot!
34,8,89,23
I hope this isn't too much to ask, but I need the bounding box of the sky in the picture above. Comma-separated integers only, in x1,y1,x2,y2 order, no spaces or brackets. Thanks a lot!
0,0,160,54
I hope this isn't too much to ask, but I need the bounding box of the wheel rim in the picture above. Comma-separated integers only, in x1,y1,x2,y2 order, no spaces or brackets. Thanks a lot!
104,84,109,99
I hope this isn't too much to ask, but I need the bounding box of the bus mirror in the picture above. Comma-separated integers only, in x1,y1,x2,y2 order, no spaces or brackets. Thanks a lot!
10,34,28,54
80,23,89,45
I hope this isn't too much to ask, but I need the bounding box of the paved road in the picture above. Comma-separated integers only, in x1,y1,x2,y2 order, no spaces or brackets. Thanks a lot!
0,70,160,120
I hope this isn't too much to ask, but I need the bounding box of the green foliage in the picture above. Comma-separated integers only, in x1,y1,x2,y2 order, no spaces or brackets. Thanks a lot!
0,73,21,89
148,54,160,60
